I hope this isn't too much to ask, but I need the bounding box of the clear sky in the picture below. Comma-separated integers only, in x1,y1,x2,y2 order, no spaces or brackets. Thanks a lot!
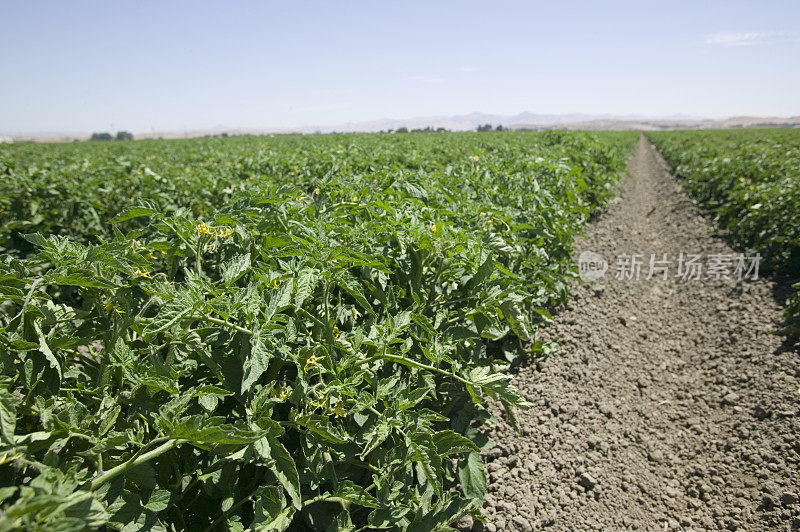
1,1,798,135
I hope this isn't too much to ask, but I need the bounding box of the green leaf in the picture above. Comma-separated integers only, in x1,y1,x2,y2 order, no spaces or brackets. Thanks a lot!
141,489,171,513
407,496,473,532
223,254,251,285
52,272,117,289
409,431,442,498
333,480,380,509
294,415,348,444
471,255,494,287
325,509,355,532
251,486,294,532
171,416,265,445
294,268,318,310
112,206,157,223
359,417,391,458
143,293,194,341
457,452,486,499
254,436,301,510
337,274,375,316
431,430,478,456
499,299,531,342
241,330,272,394
467,366,532,409
0,389,18,446
33,320,61,382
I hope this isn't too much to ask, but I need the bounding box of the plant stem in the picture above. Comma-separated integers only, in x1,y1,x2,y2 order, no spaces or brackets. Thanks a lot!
195,237,204,277
358,353,472,387
91,438,179,490
203,314,253,336
301,494,349,508
323,279,333,349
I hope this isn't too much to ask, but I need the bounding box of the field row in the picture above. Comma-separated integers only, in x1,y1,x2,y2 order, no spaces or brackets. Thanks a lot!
0,132,636,530
647,129,800,334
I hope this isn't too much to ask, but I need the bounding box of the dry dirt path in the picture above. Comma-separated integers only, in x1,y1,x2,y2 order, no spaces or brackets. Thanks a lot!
468,135,800,531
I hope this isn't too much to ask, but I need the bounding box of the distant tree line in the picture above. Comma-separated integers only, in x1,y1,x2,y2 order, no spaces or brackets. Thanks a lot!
89,131,134,141
477,124,503,132
385,126,449,134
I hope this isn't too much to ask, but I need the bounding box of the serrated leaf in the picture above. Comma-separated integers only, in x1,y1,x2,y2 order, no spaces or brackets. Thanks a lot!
0,389,18,446
294,415,347,444
409,431,442,498
359,417,391,458
431,430,478,456
143,293,194,340
171,416,264,445
252,485,294,532
141,489,171,513
241,330,272,394
52,272,117,289
33,320,61,382
457,452,486,499
333,480,380,509
223,254,251,285
112,206,157,223
254,436,301,510
294,268,318,310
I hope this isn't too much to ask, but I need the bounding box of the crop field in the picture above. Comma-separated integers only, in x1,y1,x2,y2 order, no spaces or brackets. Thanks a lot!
0,131,636,530
647,129,800,334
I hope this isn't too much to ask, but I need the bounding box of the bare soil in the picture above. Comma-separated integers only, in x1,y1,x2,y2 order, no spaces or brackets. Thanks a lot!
463,136,800,531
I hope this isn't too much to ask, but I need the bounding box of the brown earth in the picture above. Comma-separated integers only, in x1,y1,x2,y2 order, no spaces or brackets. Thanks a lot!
461,135,800,531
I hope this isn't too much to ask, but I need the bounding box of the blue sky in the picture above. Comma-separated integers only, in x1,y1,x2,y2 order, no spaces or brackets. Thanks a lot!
1,1,798,134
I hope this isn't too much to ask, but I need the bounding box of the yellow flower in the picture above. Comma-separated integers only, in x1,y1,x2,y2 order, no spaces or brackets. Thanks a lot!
314,188,321,195
277,386,290,402
296,195,305,201
0,452,22,466
216,225,233,238
430,224,437,233
197,222,232,239
134,268,151,278
332,326,340,339
311,392,328,409
102,296,123,314
196,222,213,236
304,354,324,373
469,155,479,162
332,403,346,418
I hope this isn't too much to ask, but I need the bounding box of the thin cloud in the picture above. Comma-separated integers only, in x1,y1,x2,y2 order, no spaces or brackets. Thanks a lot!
704,31,790,47
458,65,478,73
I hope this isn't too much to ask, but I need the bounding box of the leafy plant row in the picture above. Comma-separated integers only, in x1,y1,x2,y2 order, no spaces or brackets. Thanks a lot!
647,129,800,335
0,131,635,530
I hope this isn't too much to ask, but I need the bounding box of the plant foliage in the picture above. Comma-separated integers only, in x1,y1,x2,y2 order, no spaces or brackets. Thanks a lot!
648,129,800,335
0,131,635,530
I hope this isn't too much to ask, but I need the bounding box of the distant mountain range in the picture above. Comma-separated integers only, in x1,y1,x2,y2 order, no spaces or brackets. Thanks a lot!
135,113,800,138
7,113,800,142
297,112,711,133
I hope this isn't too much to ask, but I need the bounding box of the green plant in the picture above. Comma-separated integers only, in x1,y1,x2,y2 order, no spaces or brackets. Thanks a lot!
0,131,635,529
648,129,800,335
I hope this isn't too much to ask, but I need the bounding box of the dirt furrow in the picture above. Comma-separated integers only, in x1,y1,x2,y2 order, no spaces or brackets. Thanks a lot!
467,135,800,531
